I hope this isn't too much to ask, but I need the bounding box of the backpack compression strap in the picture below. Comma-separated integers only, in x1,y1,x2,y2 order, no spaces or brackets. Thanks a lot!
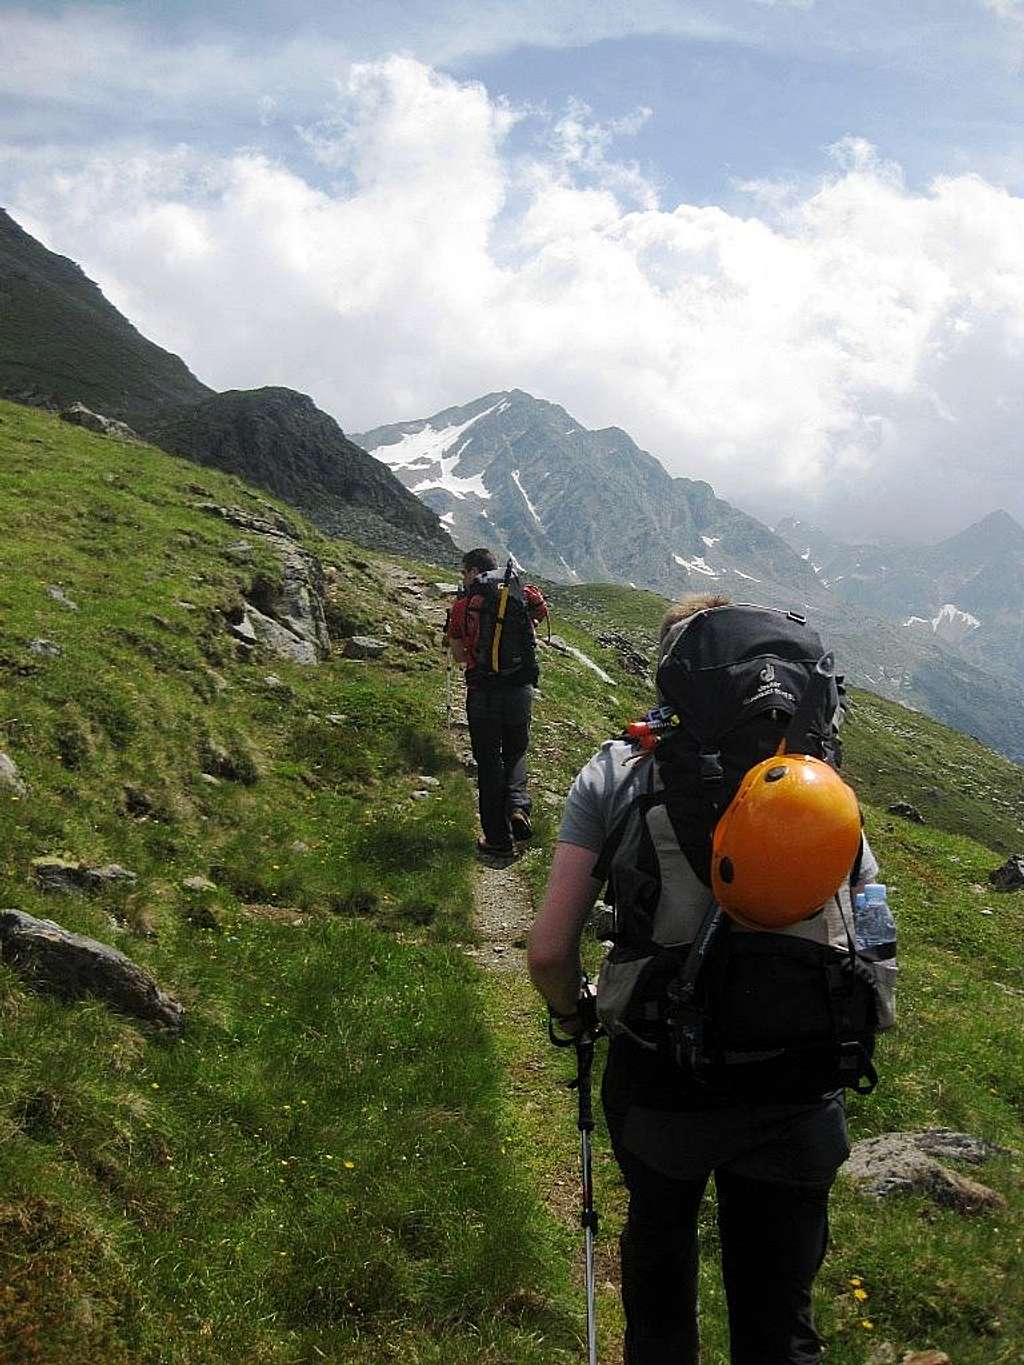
490,583,510,672
489,559,514,673
782,651,839,759
663,902,727,1075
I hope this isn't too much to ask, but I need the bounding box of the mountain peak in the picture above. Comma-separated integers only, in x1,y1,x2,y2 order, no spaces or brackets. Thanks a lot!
974,508,1024,536
938,507,1024,556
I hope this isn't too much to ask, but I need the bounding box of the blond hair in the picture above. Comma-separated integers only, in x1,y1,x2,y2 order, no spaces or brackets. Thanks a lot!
658,592,732,644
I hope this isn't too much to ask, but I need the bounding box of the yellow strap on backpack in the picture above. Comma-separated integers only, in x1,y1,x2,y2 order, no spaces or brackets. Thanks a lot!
490,583,510,673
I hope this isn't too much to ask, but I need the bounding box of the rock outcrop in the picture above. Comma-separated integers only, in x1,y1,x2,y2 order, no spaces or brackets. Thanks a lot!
843,1129,1008,1213
989,854,1024,890
60,402,140,443
151,387,458,564
0,752,27,796
32,858,138,895
0,908,184,1034
201,502,330,665
887,801,925,824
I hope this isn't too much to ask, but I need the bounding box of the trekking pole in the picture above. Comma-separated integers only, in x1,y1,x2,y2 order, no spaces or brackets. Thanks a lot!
444,646,453,730
442,607,453,730
549,981,603,1365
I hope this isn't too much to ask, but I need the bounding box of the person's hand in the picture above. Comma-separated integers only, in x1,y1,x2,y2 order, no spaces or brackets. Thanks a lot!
547,982,598,1038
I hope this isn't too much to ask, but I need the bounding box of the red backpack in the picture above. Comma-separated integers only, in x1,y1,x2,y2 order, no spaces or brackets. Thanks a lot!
462,560,547,683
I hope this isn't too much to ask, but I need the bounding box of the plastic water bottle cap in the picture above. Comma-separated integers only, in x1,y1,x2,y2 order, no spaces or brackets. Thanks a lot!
865,883,887,903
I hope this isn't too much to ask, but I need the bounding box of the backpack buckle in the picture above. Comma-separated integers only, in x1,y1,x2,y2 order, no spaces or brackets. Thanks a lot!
698,750,723,784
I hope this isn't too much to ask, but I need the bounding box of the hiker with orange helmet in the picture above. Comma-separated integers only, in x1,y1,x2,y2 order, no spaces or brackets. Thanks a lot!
529,593,891,1365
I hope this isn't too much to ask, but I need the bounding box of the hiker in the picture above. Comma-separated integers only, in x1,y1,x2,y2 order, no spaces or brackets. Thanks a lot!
528,592,887,1365
446,548,548,863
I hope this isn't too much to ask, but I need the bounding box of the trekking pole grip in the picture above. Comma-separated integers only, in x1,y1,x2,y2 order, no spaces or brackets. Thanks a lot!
575,1034,596,1133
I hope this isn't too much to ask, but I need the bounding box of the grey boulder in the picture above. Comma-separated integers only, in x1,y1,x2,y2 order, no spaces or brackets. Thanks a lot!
843,1129,1008,1213
0,908,184,1034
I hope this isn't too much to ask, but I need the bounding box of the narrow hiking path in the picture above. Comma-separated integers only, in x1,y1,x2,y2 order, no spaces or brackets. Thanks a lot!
388,560,629,1362
376,558,626,1357
445,689,535,972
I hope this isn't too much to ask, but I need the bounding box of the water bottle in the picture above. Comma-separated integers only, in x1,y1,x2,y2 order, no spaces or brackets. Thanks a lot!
854,883,897,962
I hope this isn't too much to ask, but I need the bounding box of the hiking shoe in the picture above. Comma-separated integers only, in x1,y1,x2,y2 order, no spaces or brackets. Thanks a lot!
510,811,533,843
476,837,517,866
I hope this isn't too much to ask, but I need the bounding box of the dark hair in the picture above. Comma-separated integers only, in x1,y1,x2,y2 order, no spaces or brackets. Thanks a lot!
462,547,497,574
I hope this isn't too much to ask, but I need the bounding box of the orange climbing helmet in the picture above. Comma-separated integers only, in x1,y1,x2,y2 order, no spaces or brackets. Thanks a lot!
711,753,862,928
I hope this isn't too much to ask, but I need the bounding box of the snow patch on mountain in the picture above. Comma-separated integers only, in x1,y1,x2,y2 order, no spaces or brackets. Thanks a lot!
935,603,980,630
549,638,614,685
731,568,762,582
367,398,505,471
511,469,542,525
701,535,720,548
673,553,718,577
412,457,490,500
904,603,981,647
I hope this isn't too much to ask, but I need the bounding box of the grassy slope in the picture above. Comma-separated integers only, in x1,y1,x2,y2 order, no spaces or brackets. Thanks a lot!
1,403,1021,1363
0,400,576,1364
541,583,1024,1365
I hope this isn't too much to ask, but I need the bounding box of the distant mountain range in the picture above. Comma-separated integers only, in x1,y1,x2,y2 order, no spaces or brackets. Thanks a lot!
775,511,1024,686
5,205,1024,759
356,391,1024,761
0,208,456,564
353,390,823,608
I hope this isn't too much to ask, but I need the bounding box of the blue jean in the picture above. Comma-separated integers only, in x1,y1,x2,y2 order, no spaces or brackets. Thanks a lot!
466,683,533,847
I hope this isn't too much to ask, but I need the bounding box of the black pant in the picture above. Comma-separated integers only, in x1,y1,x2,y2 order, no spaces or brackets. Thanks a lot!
602,1042,844,1365
615,1150,832,1365
466,683,533,847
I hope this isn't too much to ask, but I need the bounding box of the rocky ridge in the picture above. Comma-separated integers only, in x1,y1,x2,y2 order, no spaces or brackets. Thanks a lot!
150,387,459,565
1,210,457,566
353,389,822,607
0,207,211,426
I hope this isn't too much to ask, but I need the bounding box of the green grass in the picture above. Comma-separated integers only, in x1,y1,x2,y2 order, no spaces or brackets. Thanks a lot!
0,400,581,1362
512,580,1024,1364
1,399,1022,1364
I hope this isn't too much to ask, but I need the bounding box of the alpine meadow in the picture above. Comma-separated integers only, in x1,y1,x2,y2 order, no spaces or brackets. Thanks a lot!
0,397,1021,1363
4,9,1024,1357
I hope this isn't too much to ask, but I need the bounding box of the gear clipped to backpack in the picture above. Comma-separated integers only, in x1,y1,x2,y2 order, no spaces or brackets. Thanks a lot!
594,603,896,1103
463,557,547,685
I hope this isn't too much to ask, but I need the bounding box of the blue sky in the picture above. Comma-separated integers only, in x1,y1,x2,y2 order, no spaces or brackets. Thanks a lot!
2,1,1024,538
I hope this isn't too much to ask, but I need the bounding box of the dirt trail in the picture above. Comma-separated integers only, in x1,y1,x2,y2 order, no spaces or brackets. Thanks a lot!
389,561,624,1359
445,696,538,974
379,559,540,971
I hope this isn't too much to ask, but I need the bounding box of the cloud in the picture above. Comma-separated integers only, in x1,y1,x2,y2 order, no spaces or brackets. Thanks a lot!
4,55,1024,541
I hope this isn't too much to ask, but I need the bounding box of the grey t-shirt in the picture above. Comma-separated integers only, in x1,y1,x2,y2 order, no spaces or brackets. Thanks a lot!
558,739,653,853
559,738,878,882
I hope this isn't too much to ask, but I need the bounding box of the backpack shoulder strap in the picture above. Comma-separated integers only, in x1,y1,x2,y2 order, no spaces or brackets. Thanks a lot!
591,754,658,883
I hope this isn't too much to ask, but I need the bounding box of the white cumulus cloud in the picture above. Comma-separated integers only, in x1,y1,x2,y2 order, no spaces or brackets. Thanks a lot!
4,55,1024,540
